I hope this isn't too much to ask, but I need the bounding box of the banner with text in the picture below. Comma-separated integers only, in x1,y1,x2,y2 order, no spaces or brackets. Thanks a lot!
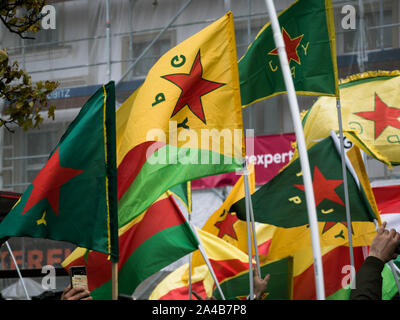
192,133,296,189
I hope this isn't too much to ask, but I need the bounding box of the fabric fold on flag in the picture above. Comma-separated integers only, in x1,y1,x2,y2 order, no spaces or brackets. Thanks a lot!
292,245,366,300
239,0,338,107
182,228,254,286
149,263,214,300
212,257,293,300
0,82,118,261
302,70,400,167
200,163,256,254
62,191,198,299
232,135,379,261
116,12,245,228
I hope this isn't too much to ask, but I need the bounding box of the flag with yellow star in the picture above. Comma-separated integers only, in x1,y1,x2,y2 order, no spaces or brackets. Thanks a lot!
231,135,379,259
239,0,339,106
0,82,119,261
116,12,244,228
302,70,400,167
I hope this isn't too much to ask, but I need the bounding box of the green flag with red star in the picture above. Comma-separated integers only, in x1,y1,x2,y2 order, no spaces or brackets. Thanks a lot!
239,0,339,106
231,134,378,253
0,82,119,261
212,257,293,300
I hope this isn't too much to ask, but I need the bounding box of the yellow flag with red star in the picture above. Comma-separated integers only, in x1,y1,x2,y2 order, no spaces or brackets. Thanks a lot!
116,12,244,228
302,70,400,167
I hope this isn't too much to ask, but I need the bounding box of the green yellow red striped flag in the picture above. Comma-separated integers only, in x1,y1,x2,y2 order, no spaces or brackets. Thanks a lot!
149,263,214,300
62,191,198,299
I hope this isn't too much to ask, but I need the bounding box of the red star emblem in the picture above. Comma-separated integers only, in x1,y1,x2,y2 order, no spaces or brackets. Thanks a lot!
214,211,239,240
162,50,225,124
269,28,303,65
354,93,400,139
294,166,344,207
22,148,84,216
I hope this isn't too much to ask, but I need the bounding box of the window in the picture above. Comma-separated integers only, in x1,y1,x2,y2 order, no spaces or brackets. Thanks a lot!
234,18,266,59
23,28,59,52
20,3,60,52
25,131,59,183
366,154,400,182
334,1,395,54
1,123,68,193
122,31,175,79
365,9,393,50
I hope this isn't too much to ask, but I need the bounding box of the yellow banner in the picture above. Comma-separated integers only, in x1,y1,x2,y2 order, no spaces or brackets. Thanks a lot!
116,12,244,166
303,71,400,167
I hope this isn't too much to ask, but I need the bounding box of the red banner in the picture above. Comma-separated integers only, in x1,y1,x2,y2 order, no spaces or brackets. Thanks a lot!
372,185,400,214
192,133,296,189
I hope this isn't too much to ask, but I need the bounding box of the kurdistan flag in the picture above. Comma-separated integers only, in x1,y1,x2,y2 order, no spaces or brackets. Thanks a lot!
150,263,214,300
0,82,118,261
62,189,198,299
116,12,244,228
231,134,379,261
302,70,400,166
292,245,366,300
239,0,338,106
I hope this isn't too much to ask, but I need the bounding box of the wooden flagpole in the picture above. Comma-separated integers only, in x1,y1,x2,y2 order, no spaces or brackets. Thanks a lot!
112,262,118,300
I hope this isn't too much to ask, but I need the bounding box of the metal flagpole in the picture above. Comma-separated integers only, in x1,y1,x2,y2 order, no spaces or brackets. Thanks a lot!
105,0,112,82
5,241,30,300
388,260,400,295
335,100,355,272
263,0,325,299
243,164,261,275
243,166,255,300
243,165,263,300
189,224,225,299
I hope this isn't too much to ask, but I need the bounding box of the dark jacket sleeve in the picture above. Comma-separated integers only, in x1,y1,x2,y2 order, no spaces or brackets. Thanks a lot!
350,256,385,300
